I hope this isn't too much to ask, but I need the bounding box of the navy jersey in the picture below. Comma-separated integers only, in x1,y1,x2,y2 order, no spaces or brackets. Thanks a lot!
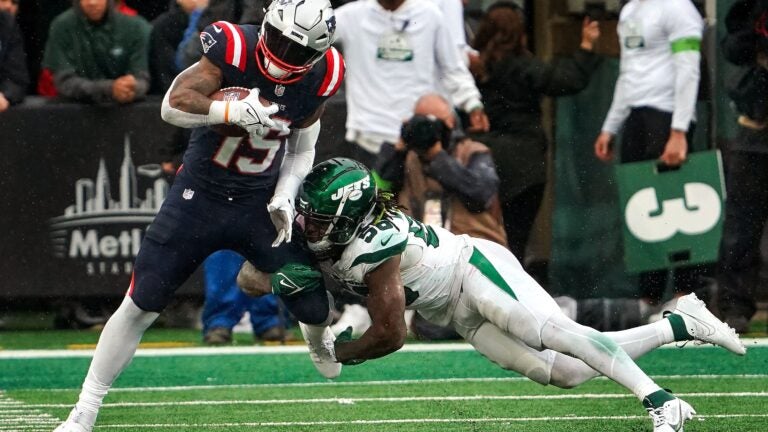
182,21,345,197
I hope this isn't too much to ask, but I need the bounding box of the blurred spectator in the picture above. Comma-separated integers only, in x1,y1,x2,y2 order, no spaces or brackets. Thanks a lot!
717,0,768,333
39,0,151,104
334,0,489,169
202,250,293,345
376,93,506,246
593,0,705,309
0,8,29,111
0,0,18,16
149,0,209,95
468,2,601,265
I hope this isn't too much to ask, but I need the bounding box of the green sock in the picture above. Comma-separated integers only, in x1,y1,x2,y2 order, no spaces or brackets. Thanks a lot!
666,313,693,341
642,389,676,409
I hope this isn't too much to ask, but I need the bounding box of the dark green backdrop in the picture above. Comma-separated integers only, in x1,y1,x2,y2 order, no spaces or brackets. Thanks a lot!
549,1,738,298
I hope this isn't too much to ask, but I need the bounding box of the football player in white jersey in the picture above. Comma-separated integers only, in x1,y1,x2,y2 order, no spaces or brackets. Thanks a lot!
241,158,746,432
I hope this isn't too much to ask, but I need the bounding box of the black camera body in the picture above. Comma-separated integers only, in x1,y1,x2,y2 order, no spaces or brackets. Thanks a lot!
400,114,452,153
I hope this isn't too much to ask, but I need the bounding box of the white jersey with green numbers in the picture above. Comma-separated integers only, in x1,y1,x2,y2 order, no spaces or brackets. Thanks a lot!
326,209,472,322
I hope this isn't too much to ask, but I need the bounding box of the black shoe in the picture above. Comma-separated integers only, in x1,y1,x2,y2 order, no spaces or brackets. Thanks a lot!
255,326,295,343
203,327,233,345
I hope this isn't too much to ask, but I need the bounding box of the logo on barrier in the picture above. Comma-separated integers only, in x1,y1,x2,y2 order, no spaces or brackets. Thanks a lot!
48,135,169,276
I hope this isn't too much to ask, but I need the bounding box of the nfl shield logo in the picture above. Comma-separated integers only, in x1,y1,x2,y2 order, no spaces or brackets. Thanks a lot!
274,85,285,97
182,188,195,200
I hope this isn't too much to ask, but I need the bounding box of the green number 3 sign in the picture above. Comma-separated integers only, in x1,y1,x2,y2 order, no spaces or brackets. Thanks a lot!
616,151,725,273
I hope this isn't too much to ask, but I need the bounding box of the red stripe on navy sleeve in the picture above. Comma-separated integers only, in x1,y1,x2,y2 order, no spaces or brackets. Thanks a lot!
126,272,135,297
214,21,246,72
317,47,345,97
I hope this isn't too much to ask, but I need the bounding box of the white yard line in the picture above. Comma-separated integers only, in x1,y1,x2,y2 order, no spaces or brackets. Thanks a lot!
24,374,765,393
75,414,768,429
17,392,768,410
0,392,62,431
1,338,766,359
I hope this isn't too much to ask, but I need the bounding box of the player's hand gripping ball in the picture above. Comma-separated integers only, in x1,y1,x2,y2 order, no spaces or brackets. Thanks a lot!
208,87,275,137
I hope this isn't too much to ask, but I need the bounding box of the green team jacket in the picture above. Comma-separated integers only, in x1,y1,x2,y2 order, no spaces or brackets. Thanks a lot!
42,7,151,103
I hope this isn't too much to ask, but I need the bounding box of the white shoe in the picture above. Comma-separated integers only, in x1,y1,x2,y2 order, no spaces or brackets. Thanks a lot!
672,293,747,355
330,304,372,337
647,398,695,431
53,408,95,432
299,323,342,379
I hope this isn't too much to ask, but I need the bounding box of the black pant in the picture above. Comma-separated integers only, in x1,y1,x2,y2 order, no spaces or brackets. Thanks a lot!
502,183,545,263
717,138,768,320
620,107,710,302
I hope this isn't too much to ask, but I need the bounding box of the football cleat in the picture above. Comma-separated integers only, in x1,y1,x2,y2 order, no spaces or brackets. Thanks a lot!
647,398,695,431
53,408,95,432
672,293,747,355
299,322,342,379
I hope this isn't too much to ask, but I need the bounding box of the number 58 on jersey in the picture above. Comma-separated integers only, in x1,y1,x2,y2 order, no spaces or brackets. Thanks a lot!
616,150,725,273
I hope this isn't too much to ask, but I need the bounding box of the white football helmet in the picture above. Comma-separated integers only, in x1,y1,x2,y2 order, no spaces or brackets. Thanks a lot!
256,0,336,84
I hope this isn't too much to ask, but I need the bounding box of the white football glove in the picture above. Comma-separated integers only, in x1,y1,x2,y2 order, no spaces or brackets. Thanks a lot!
228,88,279,136
267,195,294,247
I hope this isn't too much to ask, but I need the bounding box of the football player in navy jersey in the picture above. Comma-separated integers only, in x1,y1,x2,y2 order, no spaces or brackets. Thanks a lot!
54,1,344,430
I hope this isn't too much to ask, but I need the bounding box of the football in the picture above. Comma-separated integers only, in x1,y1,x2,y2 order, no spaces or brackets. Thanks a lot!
208,87,269,137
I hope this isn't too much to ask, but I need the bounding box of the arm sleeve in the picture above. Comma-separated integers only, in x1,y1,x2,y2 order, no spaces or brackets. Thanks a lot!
526,49,602,97
667,1,704,131
159,62,230,128
0,20,29,105
601,73,631,135
441,0,469,59
54,71,114,103
434,17,483,112
427,150,499,213
273,120,320,200
127,18,151,99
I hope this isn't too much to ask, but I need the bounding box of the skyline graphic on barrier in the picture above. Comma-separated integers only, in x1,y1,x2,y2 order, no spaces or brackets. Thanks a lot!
49,135,170,262
50,135,169,228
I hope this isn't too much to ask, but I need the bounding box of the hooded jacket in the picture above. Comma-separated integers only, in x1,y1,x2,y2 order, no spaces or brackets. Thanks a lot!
41,0,151,103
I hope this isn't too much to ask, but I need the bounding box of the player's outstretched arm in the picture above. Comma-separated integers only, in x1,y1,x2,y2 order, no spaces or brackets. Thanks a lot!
268,104,327,246
160,57,223,128
334,257,407,364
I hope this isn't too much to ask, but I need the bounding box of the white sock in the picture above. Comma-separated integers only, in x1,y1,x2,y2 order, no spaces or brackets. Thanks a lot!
73,297,159,423
542,313,663,400
604,319,675,358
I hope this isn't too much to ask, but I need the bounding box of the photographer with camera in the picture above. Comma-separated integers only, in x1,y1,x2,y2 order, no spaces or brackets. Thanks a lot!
716,0,768,333
367,92,505,340
375,93,507,247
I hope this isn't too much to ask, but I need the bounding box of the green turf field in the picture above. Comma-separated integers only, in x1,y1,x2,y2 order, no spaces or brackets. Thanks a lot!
0,332,766,432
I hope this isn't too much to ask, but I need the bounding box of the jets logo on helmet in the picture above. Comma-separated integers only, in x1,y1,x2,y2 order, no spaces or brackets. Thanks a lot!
297,158,377,257
256,0,336,84
331,176,371,201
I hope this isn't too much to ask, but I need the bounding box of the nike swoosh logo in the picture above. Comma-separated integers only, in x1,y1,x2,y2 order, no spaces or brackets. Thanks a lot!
279,278,304,293
245,107,260,122
381,236,393,246
213,25,223,33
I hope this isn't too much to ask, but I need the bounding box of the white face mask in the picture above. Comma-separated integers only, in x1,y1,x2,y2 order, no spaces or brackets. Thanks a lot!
264,55,290,79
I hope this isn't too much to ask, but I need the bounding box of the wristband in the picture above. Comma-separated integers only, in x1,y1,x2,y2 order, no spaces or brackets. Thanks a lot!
208,100,229,125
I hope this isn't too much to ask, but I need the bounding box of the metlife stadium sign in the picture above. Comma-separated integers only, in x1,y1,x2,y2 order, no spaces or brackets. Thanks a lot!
0,101,186,299
48,136,168,277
